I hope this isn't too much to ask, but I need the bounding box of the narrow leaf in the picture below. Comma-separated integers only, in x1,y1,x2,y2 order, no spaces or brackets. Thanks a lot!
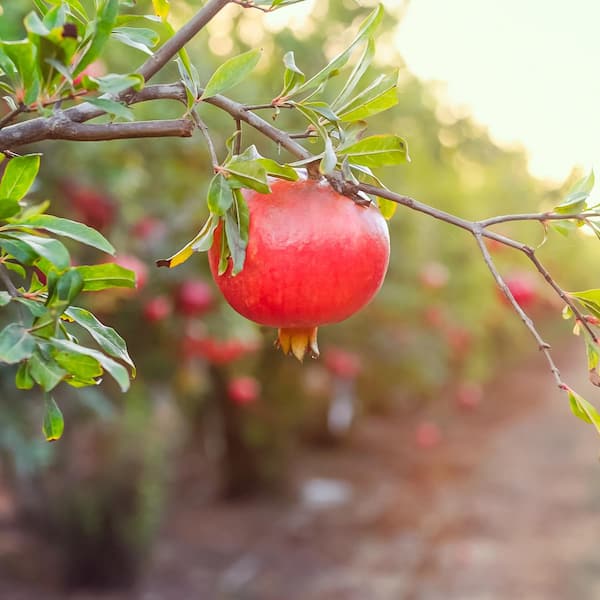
207,173,233,215
87,97,134,121
42,395,64,441
339,134,409,168
2,232,70,270
0,154,41,201
0,324,36,364
202,48,262,100
339,86,398,122
65,306,135,375
74,263,135,291
49,337,130,391
16,215,115,254
29,351,66,391
156,215,218,268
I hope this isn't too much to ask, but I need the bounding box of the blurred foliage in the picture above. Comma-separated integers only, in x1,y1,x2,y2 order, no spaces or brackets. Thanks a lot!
1,0,599,588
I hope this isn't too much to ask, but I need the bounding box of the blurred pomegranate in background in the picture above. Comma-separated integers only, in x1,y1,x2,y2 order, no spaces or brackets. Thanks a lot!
455,382,483,411
131,216,167,243
324,348,362,380
502,273,538,309
414,421,442,449
114,254,148,291
143,296,171,323
174,280,214,317
61,180,117,232
181,333,259,365
228,376,260,406
419,261,450,290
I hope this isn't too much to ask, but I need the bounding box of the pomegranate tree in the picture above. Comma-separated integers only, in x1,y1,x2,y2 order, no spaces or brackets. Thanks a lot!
207,179,390,361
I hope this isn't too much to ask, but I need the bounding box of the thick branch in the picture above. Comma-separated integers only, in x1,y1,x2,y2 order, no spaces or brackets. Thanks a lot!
137,0,232,82
47,117,194,142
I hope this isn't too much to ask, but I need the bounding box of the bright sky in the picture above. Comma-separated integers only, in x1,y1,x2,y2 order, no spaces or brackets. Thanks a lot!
395,0,600,183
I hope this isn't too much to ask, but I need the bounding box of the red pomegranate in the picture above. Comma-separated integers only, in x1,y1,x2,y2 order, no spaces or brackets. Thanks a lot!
174,279,214,317
143,295,171,323
208,179,390,360
227,376,260,406
503,273,537,309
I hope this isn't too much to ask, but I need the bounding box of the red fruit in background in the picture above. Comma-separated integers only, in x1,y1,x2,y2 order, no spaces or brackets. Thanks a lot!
423,306,446,329
61,180,116,232
143,295,171,323
131,216,167,242
208,179,390,360
114,254,148,291
503,273,537,309
181,334,259,365
414,421,442,449
175,280,214,317
324,348,362,379
445,326,472,357
227,376,260,406
455,382,483,410
419,261,449,290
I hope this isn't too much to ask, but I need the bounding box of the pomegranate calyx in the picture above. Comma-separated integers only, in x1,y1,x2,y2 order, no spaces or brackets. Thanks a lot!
276,327,319,361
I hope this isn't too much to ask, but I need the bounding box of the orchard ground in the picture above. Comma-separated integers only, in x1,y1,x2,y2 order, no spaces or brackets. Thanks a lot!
0,339,598,599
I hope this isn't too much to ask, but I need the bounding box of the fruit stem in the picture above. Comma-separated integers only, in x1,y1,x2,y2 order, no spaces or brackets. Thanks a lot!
276,327,320,361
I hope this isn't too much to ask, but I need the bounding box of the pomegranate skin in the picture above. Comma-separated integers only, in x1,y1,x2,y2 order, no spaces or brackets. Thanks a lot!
208,179,390,329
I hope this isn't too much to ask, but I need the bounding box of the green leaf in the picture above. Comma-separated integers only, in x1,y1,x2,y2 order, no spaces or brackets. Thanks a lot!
349,164,396,219
65,306,135,376
29,350,66,391
201,48,262,100
15,362,34,390
293,103,337,174
0,40,41,104
224,189,249,276
156,215,219,268
42,395,64,441
49,337,130,391
302,101,339,123
278,50,305,98
339,134,409,168
556,170,594,213
87,97,134,121
0,237,38,264
218,218,230,276
0,155,41,202
568,388,600,435
47,269,84,312
2,232,69,270
54,350,103,386
16,215,115,254
570,289,600,319
83,72,145,94
4,261,26,279
74,263,136,291
333,37,375,110
207,173,233,216
339,86,398,122
111,27,160,55
152,0,170,20
0,291,11,306
225,159,270,194
74,0,119,76
550,220,577,237
0,200,20,220
257,158,299,181
0,324,36,364
288,5,383,99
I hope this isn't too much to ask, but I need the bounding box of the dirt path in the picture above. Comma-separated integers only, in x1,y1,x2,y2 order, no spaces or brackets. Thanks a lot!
1,343,600,600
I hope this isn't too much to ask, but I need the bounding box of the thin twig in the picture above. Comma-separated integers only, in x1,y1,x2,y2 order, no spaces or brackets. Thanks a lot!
230,0,271,12
192,111,220,170
473,232,564,388
243,103,294,110
234,118,242,155
0,104,26,129
480,210,600,227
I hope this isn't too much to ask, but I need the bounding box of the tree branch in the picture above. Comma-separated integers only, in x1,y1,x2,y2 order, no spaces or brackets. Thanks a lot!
480,210,600,227
137,0,232,82
473,232,565,389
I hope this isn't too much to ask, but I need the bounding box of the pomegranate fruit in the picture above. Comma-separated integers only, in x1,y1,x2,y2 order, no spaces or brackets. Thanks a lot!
227,376,260,406
143,295,171,323
208,179,390,360
174,279,214,317
503,273,537,309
